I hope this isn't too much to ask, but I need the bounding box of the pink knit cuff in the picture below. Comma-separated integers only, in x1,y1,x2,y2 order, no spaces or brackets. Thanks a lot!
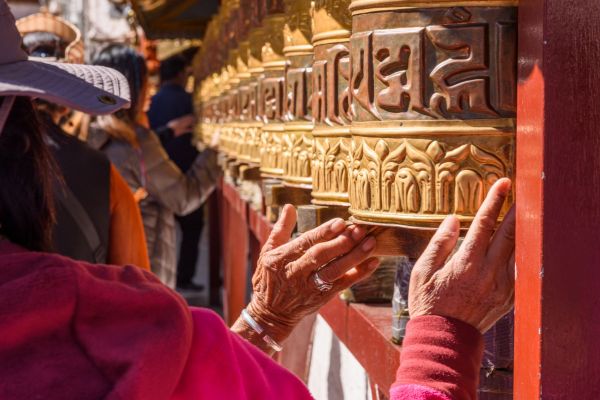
392,315,484,400
390,384,453,400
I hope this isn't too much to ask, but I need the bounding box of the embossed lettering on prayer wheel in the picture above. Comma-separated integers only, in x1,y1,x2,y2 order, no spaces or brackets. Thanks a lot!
310,0,353,206
348,1,516,226
280,0,314,189
259,14,288,178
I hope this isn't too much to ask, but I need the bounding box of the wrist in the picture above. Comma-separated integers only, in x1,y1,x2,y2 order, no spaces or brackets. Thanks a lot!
231,315,275,355
246,299,296,344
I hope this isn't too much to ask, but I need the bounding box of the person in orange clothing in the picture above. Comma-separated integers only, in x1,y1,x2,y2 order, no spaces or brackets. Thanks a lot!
17,12,150,270
107,163,150,269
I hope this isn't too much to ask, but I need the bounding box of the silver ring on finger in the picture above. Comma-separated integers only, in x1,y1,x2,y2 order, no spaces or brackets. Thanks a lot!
312,270,334,292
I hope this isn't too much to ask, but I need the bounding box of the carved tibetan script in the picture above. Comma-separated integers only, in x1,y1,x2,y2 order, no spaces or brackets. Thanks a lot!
261,77,285,121
313,44,352,126
285,67,312,121
239,83,259,122
350,9,517,122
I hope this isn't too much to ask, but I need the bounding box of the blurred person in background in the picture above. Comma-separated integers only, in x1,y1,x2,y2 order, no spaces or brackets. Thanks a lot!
16,11,150,269
88,44,219,289
148,53,205,291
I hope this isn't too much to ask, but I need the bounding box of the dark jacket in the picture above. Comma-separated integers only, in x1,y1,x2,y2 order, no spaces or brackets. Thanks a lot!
88,124,219,288
47,120,110,263
148,83,199,172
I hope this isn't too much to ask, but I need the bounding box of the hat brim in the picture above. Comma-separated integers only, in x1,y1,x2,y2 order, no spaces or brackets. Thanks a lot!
0,59,130,115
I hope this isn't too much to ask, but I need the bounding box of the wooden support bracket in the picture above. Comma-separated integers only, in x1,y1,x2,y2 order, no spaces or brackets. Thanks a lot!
263,183,312,208
239,164,262,181
297,204,350,233
366,225,434,259
227,160,245,180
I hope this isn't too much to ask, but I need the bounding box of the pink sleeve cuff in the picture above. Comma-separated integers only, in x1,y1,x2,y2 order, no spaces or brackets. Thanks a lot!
391,315,484,400
390,384,453,400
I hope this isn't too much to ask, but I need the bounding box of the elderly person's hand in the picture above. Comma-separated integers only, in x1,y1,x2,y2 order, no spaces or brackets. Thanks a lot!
409,178,515,333
232,205,380,353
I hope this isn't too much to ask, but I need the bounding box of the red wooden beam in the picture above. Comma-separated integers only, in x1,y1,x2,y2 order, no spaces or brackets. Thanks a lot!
320,297,401,395
516,1,600,398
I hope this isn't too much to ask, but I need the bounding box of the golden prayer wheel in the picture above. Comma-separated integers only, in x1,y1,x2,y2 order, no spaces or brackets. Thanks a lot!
235,40,253,163
280,0,314,189
226,49,241,158
310,0,353,207
243,25,267,165
258,13,287,178
197,78,211,144
347,0,516,227
218,65,234,156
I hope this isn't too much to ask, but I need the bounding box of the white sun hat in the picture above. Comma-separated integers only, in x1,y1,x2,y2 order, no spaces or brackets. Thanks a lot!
0,0,131,132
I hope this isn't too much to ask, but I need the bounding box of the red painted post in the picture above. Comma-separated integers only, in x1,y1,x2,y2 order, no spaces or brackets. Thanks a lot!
516,0,600,398
222,183,250,326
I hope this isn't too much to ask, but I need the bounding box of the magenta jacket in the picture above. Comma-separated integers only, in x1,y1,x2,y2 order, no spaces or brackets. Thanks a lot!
0,240,481,399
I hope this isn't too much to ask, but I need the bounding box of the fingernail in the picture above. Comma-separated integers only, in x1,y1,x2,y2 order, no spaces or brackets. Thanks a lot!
330,219,345,233
498,178,512,196
439,216,459,233
361,236,376,252
368,258,380,269
351,226,367,241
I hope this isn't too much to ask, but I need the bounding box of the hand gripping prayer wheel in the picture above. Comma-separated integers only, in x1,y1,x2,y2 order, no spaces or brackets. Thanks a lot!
348,0,517,228
280,0,314,189
310,0,353,207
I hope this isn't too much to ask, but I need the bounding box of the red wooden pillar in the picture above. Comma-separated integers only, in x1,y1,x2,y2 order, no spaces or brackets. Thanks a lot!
516,1,600,398
221,182,250,326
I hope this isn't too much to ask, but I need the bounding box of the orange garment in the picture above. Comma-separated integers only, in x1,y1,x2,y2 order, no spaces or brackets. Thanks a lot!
108,165,151,270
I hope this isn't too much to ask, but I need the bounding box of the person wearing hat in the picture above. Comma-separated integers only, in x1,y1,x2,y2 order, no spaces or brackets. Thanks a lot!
87,44,219,289
0,1,516,399
15,10,150,269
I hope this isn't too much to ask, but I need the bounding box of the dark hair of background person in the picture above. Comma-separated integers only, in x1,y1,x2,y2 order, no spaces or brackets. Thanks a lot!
0,97,56,251
159,54,188,84
93,44,148,123
22,31,67,59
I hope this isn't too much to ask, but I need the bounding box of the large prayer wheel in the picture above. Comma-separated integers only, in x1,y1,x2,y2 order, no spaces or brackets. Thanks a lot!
310,0,353,207
348,0,517,226
244,25,267,165
258,12,287,178
280,0,314,189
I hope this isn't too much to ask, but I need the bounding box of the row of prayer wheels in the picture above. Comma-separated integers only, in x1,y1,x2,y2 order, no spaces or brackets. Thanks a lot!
195,0,516,228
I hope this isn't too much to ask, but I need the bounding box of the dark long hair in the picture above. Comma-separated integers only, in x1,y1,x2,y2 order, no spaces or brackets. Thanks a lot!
0,97,56,251
93,44,148,123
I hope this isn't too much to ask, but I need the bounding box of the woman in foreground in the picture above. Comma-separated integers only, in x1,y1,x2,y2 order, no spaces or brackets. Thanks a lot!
0,2,514,398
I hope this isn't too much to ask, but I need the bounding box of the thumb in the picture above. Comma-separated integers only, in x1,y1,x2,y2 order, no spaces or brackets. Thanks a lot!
413,216,460,280
262,204,297,253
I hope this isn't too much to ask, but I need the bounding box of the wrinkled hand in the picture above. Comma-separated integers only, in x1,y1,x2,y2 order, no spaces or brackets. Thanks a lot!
409,178,515,333
167,114,196,137
237,205,380,348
